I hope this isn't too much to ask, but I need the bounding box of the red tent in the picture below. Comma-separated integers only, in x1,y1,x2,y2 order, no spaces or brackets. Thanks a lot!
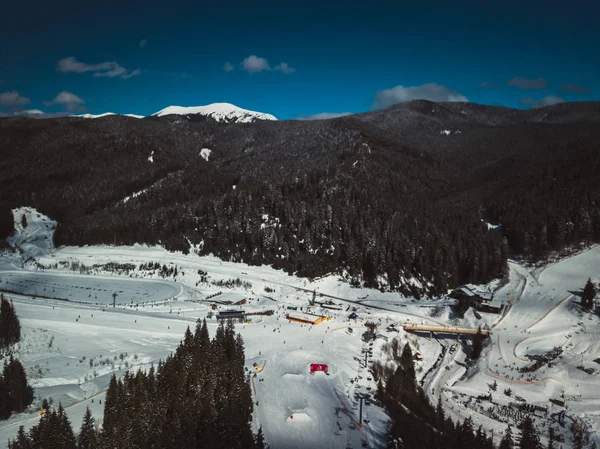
309,363,328,374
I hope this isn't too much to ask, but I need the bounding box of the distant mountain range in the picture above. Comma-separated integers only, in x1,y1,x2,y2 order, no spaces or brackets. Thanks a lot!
2,100,600,295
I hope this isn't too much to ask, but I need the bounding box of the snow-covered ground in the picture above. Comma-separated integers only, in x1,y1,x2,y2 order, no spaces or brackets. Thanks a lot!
2,207,599,448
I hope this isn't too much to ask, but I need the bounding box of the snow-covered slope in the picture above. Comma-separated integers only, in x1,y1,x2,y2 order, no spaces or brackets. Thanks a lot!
71,113,143,119
152,102,277,122
7,207,56,259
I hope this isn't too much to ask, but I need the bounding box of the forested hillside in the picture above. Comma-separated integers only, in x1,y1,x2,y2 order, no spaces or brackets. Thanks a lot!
2,100,599,295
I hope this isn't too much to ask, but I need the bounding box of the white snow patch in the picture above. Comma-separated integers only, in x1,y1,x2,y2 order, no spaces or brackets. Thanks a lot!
148,151,154,163
200,148,212,162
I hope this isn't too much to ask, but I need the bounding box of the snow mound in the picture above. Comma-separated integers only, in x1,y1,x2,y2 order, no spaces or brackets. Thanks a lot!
7,207,56,258
152,103,277,123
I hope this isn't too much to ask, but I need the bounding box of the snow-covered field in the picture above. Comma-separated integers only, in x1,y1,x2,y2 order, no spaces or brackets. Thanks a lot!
1,207,599,448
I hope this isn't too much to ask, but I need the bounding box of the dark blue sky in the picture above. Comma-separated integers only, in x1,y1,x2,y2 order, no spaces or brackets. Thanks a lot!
1,0,598,119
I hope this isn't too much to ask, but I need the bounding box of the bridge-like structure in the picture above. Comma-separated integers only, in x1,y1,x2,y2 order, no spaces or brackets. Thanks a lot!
402,323,489,337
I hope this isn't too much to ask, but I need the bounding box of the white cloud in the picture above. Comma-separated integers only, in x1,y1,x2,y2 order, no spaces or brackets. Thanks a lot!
372,83,468,109
139,39,148,48
477,82,499,89
275,62,295,74
44,91,85,112
57,56,141,79
224,62,235,72
560,83,591,95
506,77,547,89
0,90,31,106
16,109,44,115
121,69,142,79
299,112,352,120
242,55,271,73
520,95,565,108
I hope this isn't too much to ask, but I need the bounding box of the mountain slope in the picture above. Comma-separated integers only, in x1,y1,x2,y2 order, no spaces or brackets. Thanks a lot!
1,101,599,295
152,102,277,123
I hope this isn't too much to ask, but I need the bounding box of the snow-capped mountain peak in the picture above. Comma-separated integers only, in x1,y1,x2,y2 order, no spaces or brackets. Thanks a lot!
151,102,277,123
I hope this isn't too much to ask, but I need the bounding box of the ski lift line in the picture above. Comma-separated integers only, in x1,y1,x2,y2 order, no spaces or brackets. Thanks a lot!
333,387,363,431
496,335,505,362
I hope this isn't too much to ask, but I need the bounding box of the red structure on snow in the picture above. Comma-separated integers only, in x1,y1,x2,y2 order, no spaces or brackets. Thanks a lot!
309,363,328,374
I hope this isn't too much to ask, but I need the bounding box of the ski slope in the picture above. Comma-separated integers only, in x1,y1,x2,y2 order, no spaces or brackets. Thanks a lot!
426,249,600,447
2,207,599,448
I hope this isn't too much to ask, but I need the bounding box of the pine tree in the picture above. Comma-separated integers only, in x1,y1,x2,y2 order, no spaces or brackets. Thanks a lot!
517,415,540,449
573,429,583,449
57,403,77,449
0,374,11,420
399,343,416,388
499,425,514,449
472,327,485,360
547,426,555,449
9,426,31,449
475,425,488,448
435,395,445,428
102,375,120,447
582,278,596,311
0,296,21,348
3,357,34,414
254,426,266,449
20,214,27,230
78,407,98,449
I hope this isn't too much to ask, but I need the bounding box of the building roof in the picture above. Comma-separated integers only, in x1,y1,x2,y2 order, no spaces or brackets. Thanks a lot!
287,311,324,323
218,309,245,315
456,286,476,297
477,291,494,301
487,298,505,309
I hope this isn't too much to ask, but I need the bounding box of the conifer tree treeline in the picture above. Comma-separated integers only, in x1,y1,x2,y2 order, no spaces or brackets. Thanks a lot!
377,341,552,449
10,319,261,449
0,294,21,349
0,356,34,420
0,296,32,421
376,342,495,449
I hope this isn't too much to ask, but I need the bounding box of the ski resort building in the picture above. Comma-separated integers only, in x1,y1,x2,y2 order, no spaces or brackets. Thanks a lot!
477,297,506,314
451,284,494,302
319,302,343,311
286,311,330,325
216,310,246,322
